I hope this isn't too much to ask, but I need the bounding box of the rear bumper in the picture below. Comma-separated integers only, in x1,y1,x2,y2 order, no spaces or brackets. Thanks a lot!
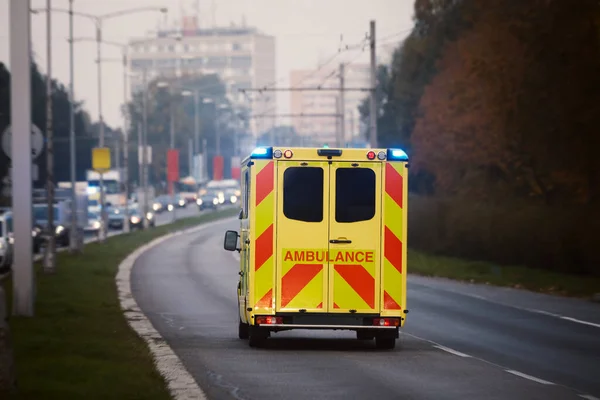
251,313,404,331
258,324,396,330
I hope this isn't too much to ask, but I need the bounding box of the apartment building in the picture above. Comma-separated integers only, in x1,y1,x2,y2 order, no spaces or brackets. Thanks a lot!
127,17,276,136
290,63,371,146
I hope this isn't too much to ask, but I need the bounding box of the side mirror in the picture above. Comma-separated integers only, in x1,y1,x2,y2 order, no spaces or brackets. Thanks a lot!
238,209,244,219
223,230,239,252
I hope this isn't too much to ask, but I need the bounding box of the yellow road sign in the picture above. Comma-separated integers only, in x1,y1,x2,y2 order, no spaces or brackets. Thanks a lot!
92,147,111,172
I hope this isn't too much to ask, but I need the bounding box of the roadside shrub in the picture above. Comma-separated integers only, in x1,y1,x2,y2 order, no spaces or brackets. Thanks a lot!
408,194,600,276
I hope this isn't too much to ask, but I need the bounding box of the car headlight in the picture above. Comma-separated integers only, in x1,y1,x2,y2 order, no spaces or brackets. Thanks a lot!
167,204,174,211
179,200,185,206
230,195,237,203
196,199,203,205
56,225,65,234
146,212,153,220
153,203,160,211
212,198,219,205
92,221,101,229
0,241,4,249
32,229,37,237
131,216,140,223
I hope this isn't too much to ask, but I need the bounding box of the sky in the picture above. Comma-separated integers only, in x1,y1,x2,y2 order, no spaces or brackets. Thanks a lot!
0,0,414,130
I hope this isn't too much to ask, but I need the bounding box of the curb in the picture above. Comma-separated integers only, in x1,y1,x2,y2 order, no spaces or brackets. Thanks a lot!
116,216,237,400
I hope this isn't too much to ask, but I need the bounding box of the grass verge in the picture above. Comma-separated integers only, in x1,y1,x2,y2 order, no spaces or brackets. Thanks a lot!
2,208,237,400
409,248,600,298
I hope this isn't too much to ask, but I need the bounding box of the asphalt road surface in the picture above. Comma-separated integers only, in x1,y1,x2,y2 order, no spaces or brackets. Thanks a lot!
131,218,600,400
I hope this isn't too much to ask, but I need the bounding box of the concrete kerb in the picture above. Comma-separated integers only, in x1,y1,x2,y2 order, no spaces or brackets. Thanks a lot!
116,216,237,400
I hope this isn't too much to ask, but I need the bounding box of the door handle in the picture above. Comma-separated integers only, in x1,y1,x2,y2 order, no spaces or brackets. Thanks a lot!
330,239,352,244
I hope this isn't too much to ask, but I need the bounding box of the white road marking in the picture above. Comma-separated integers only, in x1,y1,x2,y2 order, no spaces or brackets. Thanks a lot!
505,370,555,385
414,282,600,330
524,308,600,329
116,216,236,400
579,395,600,400
433,345,471,358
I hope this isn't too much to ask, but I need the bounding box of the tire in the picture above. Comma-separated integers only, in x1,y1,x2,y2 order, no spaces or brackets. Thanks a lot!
248,326,268,348
375,336,396,350
238,319,249,339
357,330,374,341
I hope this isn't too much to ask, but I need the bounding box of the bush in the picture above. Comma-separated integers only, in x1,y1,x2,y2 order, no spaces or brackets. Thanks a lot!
408,194,600,276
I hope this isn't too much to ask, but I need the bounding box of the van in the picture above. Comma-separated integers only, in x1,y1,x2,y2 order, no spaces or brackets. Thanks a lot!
224,146,409,349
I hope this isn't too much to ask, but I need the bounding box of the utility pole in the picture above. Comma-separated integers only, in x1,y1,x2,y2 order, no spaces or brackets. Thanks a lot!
68,0,80,253
339,63,346,148
10,0,34,316
369,20,378,148
188,138,193,176
43,0,56,274
96,21,107,242
202,138,208,182
193,90,200,156
141,69,149,229
169,88,176,222
122,50,130,233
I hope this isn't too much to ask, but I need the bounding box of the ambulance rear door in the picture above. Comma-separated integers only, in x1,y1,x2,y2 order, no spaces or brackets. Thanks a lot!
275,161,330,313
328,161,382,314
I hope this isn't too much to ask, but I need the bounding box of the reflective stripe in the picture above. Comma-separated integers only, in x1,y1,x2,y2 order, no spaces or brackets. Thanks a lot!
383,162,405,311
253,160,275,310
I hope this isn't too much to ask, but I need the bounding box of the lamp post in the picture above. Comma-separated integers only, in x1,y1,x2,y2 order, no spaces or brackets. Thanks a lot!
156,81,177,222
31,5,168,242
72,37,131,232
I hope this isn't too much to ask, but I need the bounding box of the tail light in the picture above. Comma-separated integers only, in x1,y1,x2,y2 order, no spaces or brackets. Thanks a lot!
256,316,283,325
373,317,400,327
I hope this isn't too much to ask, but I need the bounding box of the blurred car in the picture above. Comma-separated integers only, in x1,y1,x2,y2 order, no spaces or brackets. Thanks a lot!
129,207,155,230
224,189,240,205
175,195,187,208
151,195,173,213
107,207,125,230
84,211,102,234
196,190,220,211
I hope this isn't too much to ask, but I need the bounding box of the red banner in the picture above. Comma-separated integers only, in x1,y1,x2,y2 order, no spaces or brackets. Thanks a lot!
167,149,180,182
231,167,241,180
213,155,224,181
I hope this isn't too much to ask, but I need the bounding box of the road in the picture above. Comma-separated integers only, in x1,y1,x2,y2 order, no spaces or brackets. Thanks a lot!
131,218,600,400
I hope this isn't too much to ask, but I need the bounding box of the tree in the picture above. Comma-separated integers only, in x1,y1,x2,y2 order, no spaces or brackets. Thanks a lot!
0,61,96,204
126,73,244,187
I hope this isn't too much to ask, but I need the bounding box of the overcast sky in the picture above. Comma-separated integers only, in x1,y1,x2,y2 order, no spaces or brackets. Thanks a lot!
0,0,413,129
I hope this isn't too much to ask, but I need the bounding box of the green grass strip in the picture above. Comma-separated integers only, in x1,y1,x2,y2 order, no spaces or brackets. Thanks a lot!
2,208,237,399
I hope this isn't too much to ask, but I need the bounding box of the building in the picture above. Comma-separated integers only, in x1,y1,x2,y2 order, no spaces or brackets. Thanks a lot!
127,16,276,136
290,63,371,146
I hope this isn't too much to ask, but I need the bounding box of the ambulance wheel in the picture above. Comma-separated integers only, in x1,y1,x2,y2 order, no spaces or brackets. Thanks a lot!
375,336,396,350
238,319,249,339
248,326,268,348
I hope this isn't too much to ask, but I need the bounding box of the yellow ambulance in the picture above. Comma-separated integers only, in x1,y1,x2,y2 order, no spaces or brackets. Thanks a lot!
223,146,408,349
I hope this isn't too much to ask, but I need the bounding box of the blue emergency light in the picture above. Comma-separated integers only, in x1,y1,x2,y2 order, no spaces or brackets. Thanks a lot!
387,148,409,161
250,146,273,159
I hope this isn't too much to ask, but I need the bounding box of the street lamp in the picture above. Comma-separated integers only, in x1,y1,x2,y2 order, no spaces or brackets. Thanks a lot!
31,5,168,243
72,37,131,232
156,80,177,222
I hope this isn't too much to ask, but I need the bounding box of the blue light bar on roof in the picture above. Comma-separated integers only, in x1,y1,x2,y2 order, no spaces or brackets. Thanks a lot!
250,146,273,159
387,148,409,161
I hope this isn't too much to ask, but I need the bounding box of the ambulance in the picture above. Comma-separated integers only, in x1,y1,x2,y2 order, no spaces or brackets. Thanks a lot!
223,146,408,349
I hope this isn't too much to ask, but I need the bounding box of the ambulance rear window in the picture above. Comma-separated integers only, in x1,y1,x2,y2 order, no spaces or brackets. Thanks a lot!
283,167,324,222
335,168,376,223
